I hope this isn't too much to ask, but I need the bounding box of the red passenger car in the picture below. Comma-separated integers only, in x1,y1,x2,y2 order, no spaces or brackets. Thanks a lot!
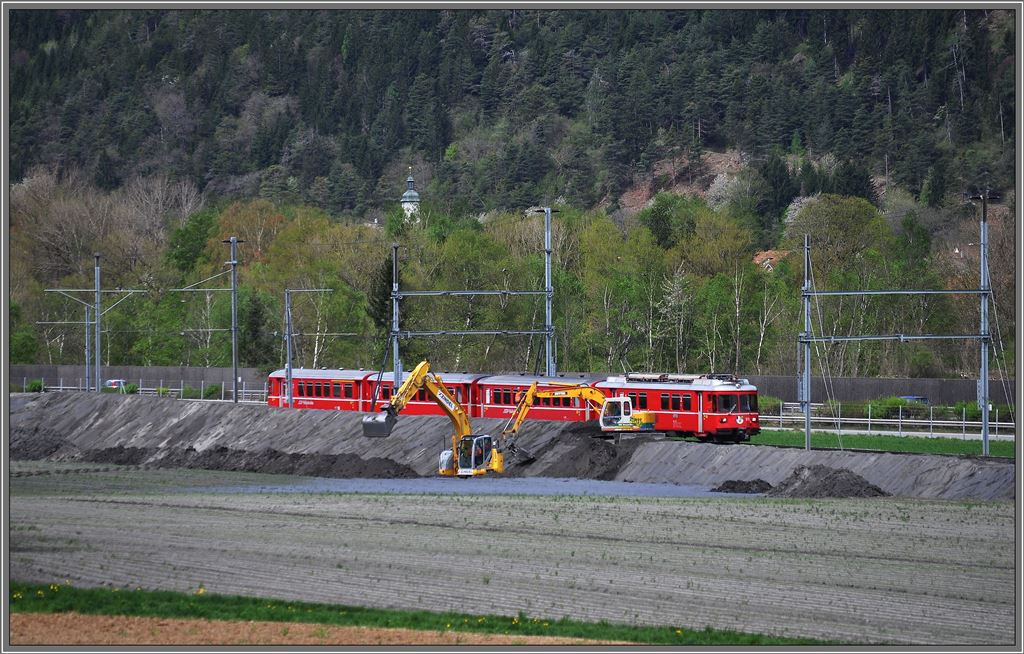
476,374,606,422
595,373,760,441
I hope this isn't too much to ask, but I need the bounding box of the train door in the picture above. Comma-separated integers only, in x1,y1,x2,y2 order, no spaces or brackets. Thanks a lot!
697,391,704,433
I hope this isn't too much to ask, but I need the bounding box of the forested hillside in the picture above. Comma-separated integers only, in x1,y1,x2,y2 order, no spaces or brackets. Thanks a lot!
8,9,1017,380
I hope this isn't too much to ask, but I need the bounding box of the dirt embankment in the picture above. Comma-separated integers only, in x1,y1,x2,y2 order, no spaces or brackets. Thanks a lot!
9,392,1015,500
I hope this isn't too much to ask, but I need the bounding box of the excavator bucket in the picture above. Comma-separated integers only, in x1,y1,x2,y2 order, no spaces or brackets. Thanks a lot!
361,411,397,438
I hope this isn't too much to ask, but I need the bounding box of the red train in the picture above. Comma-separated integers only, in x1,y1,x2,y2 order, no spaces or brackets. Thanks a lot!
267,368,760,441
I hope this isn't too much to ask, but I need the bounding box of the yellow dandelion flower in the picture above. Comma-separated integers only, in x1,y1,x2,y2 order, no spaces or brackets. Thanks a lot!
36,590,44,597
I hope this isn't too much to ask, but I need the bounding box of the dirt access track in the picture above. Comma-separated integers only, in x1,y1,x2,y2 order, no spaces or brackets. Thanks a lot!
7,463,1016,645
8,393,1016,500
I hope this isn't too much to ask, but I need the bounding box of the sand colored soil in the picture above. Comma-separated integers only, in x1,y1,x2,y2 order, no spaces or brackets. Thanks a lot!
10,612,626,646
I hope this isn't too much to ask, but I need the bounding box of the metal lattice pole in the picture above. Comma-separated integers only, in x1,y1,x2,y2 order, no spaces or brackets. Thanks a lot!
285,289,293,408
544,207,555,376
94,254,101,392
229,237,239,403
979,191,990,456
84,306,91,392
392,243,401,392
802,235,811,450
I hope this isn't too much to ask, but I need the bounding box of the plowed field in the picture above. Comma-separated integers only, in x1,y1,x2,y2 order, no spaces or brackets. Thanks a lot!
8,462,1015,645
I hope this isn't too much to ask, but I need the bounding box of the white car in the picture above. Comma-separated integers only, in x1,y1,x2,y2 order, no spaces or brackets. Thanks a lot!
104,379,128,392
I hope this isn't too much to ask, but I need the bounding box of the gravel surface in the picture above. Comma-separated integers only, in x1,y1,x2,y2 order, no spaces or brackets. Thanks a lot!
8,462,1015,645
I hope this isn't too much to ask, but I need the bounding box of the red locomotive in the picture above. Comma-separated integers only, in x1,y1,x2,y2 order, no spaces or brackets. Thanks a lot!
267,368,759,441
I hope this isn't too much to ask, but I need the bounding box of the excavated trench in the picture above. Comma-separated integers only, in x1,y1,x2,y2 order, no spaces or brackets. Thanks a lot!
8,393,1015,500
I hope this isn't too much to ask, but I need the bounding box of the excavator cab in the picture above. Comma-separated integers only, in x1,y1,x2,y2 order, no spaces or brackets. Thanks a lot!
446,435,503,477
599,397,654,432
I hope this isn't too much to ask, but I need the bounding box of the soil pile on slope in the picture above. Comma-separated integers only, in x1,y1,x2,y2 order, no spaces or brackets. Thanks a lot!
712,479,773,494
82,445,420,479
767,465,889,498
9,426,72,460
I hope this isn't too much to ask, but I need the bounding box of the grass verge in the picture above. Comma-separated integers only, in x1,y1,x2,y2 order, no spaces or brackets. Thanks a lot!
9,582,826,646
749,430,1015,458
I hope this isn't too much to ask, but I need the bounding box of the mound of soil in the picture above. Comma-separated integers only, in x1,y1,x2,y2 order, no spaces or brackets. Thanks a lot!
516,426,646,480
82,445,421,479
767,465,889,498
712,479,773,494
9,427,72,461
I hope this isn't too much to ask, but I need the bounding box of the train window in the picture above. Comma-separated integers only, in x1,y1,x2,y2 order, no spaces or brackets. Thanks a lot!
660,393,669,410
455,387,463,403
671,395,680,411
344,383,353,398
638,394,648,410
628,393,637,408
503,389,512,405
540,397,549,407
717,394,738,412
683,394,692,411
318,383,325,398
417,389,426,402
295,382,303,397
306,382,314,397
741,394,757,412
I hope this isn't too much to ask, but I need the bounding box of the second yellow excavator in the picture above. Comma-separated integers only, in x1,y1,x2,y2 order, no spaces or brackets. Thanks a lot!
500,381,656,455
360,360,503,477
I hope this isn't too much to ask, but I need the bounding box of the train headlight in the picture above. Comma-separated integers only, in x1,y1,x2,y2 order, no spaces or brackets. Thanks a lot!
720,417,727,423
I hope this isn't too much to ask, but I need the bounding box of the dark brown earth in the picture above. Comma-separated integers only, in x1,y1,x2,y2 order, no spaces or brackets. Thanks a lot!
79,445,421,479
711,479,773,493
10,612,628,646
767,464,890,498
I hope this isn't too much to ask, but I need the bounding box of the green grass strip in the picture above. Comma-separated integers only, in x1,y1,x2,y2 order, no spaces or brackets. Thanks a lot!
749,430,1015,458
9,582,827,646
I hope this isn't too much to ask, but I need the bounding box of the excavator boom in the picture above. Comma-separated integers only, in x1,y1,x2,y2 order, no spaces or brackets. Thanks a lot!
360,360,503,477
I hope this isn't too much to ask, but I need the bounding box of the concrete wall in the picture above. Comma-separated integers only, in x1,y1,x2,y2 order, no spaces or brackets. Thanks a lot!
9,365,1014,406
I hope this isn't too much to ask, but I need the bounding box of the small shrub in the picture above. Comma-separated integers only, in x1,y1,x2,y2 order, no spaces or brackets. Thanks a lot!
758,394,782,414
180,385,201,399
100,386,118,394
123,383,139,394
156,387,173,397
25,379,44,393
866,396,925,419
202,384,221,400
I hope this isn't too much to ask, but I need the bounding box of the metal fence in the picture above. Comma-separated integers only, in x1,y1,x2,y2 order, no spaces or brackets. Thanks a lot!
763,402,1016,440
13,377,268,403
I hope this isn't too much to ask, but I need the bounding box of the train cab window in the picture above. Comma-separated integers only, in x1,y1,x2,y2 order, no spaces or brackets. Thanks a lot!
455,387,463,403
344,383,353,398
740,394,757,412
714,394,738,412
660,393,669,410
683,394,692,411
671,395,681,411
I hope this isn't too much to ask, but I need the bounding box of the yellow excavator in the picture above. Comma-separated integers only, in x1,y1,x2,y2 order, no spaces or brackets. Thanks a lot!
361,360,504,477
500,381,656,453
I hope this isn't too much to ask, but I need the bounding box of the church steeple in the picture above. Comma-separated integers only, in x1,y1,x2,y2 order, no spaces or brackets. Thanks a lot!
401,167,420,219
